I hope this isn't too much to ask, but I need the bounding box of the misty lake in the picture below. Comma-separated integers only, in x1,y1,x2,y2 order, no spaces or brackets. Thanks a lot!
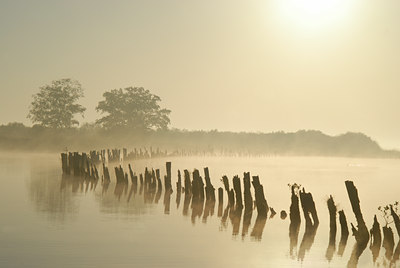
0,153,399,268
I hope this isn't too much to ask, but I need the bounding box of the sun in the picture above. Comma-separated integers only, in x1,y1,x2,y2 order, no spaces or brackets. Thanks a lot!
275,0,354,32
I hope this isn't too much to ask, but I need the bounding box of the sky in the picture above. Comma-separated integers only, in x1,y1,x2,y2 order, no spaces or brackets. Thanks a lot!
0,0,399,149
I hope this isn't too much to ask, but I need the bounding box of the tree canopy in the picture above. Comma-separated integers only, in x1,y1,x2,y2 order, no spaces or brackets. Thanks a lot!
96,87,171,130
27,79,86,128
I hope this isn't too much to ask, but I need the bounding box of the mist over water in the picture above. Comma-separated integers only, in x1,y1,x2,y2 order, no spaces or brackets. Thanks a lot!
1,153,399,267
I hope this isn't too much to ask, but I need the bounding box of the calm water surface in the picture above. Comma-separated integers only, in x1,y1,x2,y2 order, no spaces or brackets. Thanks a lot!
0,154,399,267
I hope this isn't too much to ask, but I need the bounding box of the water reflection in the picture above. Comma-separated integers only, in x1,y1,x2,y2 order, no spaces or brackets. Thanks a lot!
27,158,400,268
241,208,253,239
289,184,301,258
338,210,349,257
29,173,80,222
369,215,381,263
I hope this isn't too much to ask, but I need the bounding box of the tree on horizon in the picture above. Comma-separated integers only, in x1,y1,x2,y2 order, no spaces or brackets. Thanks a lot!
95,87,171,131
27,79,86,128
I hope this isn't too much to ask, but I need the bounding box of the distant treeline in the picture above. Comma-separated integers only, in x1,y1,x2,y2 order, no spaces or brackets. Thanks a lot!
0,122,398,158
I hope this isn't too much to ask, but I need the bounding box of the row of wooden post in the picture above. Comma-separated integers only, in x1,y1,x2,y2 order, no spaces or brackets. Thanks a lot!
61,153,400,266
61,152,99,179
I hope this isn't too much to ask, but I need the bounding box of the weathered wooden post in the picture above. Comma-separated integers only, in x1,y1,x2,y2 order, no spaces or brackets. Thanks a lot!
345,180,369,268
222,175,230,196
184,170,191,194
345,180,369,244
102,163,111,183
228,189,235,208
61,153,69,174
325,195,337,262
218,187,223,217
390,205,400,237
68,152,73,175
299,188,319,226
232,175,243,209
192,169,204,201
73,152,80,176
204,167,215,201
154,169,162,204
251,176,268,217
128,164,137,184
165,162,172,190
243,172,253,211
176,170,182,208
337,210,349,256
139,173,144,185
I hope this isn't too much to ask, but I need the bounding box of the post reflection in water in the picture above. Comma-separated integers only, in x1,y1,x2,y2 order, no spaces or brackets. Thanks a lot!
338,210,349,257
241,208,253,239
29,173,80,222
289,184,301,259
325,196,337,262
369,215,381,263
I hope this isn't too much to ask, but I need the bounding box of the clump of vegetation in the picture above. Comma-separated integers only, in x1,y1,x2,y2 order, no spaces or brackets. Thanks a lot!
378,202,399,225
288,183,301,193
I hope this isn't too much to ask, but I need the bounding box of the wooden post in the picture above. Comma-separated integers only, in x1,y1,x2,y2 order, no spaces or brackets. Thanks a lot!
165,162,172,190
222,175,230,195
232,175,243,209
228,189,235,208
243,172,253,211
218,187,223,204
337,210,349,257
345,180,369,244
184,170,191,194
251,176,268,217
299,188,319,226
345,180,369,267
327,196,337,237
390,205,400,237
155,169,162,204
204,167,215,201
326,195,337,262
61,153,68,174
128,164,137,184
102,163,110,182
176,170,182,208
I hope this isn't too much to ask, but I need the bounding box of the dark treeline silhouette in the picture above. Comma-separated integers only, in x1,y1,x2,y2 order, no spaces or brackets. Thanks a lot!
0,123,399,158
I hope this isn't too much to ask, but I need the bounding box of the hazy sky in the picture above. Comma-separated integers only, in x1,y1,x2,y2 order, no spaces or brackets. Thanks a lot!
0,0,399,149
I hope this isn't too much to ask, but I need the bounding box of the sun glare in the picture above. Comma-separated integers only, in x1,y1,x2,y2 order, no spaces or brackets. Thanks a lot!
276,0,354,32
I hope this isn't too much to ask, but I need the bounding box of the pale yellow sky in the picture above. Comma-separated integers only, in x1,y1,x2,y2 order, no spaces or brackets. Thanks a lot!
0,0,399,149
